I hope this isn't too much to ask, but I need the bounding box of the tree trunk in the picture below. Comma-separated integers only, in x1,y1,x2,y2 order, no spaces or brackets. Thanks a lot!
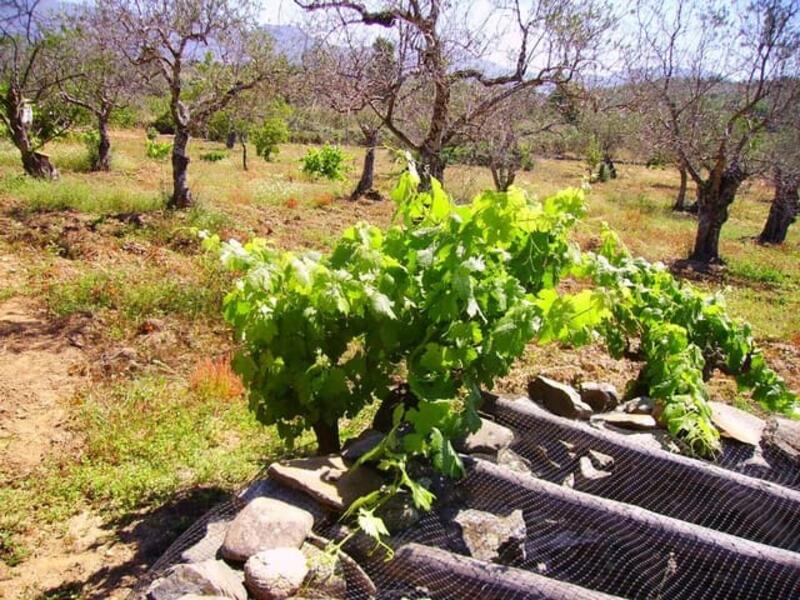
490,163,516,192
312,420,340,455
3,86,58,180
690,168,745,264
673,164,688,211
419,147,445,190
95,113,111,172
169,126,193,209
759,169,800,245
351,127,379,200
241,137,248,171
226,131,236,149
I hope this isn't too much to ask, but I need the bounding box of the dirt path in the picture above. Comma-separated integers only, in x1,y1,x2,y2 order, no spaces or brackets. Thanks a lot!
0,255,131,599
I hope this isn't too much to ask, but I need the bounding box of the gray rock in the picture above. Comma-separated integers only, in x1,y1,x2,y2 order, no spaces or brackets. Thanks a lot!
528,376,592,420
496,447,534,475
267,456,384,511
300,542,347,598
180,518,230,563
178,596,231,600
341,429,384,462
579,382,620,412
146,560,246,600
453,508,526,563
578,455,611,481
375,492,421,534
591,412,658,430
709,401,765,446
221,498,313,562
763,417,800,464
245,548,308,600
237,479,329,523
588,449,615,470
455,418,515,454
620,396,655,414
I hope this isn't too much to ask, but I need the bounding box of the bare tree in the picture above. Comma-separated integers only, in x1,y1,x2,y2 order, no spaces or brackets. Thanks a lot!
459,90,560,191
304,36,392,199
55,6,139,171
629,0,800,264
0,0,73,179
297,0,613,186
102,0,276,208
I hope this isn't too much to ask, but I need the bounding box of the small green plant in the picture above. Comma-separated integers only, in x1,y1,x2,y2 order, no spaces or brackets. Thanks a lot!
200,149,228,162
585,135,603,175
252,116,289,162
83,129,100,168
146,128,172,160
301,144,349,181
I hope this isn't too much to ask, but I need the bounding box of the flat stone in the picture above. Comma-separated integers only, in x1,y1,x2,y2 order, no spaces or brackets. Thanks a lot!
245,548,308,600
267,456,384,511
237,479,329,522
578,455,612,480
453,508,526,563
528,376,592,420
579,382,620,412
496,447,534,475
341,429,384,462
146,560,246,600
592,412,658,430
300,542,347,598
455,418,515,454
709,401,765,446
222,497,314,562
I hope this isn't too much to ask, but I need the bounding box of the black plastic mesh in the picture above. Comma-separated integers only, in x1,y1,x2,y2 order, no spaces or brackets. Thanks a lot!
134,398,800,600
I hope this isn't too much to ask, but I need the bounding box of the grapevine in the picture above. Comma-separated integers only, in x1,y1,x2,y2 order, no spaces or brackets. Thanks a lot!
208,158,798,545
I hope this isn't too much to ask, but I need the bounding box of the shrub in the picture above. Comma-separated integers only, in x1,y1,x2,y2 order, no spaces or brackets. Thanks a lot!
83,129,100,168
146,129,172,161
301,144,349,181
200,149,228,162
252,117,289,162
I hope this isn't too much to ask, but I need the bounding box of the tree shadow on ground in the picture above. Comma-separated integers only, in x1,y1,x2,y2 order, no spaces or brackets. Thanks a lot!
36,486,229,600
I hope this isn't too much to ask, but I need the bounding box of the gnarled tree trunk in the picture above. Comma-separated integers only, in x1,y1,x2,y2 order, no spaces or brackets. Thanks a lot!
351,127,380,200
690,166,746,263
170,125,193,208
491,163,516,192
94,112,111,172
419,146,446,190
759,169,799,245
3,86,58,180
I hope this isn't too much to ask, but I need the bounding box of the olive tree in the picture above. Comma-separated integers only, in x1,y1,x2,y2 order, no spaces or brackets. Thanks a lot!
102,0,276,208
629,0,800,263
56,5,139,171
297,0,614,186
759,98,800,244
0,0,73,179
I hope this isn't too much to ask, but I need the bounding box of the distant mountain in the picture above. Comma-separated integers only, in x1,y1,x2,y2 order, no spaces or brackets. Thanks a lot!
263,24,314,63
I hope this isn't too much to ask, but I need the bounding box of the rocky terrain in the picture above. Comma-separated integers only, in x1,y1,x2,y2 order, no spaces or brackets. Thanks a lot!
139,377,800,600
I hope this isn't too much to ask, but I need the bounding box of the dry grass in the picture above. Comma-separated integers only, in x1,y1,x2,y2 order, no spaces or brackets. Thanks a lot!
0,129,798,596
